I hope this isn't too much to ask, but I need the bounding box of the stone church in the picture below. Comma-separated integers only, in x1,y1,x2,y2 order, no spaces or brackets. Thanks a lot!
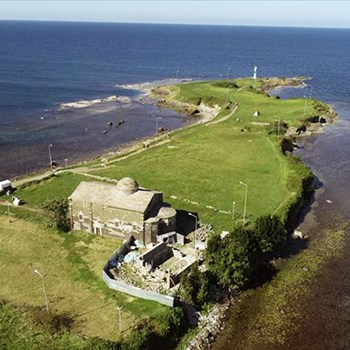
68,177,176,244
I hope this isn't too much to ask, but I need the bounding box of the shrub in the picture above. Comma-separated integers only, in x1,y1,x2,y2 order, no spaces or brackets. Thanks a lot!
42,199,69,232
206,226,257,289
252,215,288,253
179,263,209,308
267,120,288,136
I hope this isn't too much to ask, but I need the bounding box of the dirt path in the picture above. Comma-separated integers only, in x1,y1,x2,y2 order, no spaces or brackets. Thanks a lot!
206,105,238,126
13,171,54,188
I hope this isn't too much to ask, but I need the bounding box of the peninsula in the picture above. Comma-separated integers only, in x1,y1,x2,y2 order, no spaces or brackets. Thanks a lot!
0,77,337,349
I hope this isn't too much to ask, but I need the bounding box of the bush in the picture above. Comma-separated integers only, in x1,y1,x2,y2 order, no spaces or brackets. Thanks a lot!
267,120,288,136
212,81,238,89
122,307,187,350
252,215,287,253
206,226,257,289
178,263,209,308
42,199,69,232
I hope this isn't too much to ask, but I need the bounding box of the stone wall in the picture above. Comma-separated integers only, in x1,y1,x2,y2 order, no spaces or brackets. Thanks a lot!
70,199,145,241
140,242,174,268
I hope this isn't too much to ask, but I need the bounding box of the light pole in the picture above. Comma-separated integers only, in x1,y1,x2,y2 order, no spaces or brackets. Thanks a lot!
303,95,308,118
155,116,162,135
48,144,53,172
275,117,281,139
7,204,11,223
176,70,179,86
117,306,123,334
232,201,236,229
226,67,231,81
188,212,198,246
239,181,248,225
34,269,49,313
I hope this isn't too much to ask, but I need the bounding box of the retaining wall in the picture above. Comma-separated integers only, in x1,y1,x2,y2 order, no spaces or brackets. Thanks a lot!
102,270,174,307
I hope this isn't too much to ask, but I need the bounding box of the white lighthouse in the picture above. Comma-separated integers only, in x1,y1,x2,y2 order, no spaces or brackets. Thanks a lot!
253,66,257,79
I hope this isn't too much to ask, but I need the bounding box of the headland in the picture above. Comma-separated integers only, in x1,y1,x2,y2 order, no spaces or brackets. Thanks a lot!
0,76,339,349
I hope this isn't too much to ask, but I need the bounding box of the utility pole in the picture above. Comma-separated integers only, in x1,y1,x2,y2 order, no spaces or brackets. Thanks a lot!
48,144,53,172
232,201,236,229
7,204,11,223
303,95,308,118
117,306,123,334
155,117,162,135
239,182,248,225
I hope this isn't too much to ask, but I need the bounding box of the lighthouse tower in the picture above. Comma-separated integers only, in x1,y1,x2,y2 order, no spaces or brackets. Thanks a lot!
253,66,257,79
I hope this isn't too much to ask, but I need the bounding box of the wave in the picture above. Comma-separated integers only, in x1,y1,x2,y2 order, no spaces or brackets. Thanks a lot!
58,95,117,111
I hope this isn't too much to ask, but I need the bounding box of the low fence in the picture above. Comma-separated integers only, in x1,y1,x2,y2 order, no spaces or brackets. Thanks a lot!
102,270,174,307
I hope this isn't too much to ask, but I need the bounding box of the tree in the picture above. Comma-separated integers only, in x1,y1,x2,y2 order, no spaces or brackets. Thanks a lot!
179,263,209,308
206,226,257,289
42,199,69,232
252,215,287,253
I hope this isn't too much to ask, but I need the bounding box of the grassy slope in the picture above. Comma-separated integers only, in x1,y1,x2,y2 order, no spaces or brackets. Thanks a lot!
0,215,166,344
12,173,91,207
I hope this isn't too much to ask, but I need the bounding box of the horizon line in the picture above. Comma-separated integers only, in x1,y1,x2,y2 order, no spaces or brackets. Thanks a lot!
0,18,349,30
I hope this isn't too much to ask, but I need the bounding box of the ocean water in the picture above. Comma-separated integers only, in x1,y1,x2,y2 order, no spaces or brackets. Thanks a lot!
1,21,350,178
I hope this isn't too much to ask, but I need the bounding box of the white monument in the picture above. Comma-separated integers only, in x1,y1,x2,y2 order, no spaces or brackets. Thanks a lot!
253,66,257,79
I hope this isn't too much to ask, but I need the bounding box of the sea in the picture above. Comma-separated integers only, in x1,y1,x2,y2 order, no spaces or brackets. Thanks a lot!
1,21,350,179
2,20,350,348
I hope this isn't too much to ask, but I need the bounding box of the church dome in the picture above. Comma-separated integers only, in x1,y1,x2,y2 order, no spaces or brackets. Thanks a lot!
116,177,139,194
157,207,177,219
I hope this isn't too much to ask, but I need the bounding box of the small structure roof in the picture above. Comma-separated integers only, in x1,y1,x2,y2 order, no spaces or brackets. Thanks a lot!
69,178,160,213
158,207,177,219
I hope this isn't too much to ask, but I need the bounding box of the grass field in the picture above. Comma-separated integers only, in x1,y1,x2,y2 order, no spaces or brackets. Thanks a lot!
86,79,314,231
11,173,92,208
6,79,316,233
0,214,166,344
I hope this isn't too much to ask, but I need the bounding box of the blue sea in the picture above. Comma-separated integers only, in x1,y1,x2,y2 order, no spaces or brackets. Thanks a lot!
1,21,350,178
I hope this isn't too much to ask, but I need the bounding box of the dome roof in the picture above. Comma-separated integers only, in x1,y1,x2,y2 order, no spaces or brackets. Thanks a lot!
157,207,177,219
116,177,139,194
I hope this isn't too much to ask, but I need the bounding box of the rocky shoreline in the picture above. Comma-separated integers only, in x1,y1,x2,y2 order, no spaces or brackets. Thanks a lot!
186,297,234,350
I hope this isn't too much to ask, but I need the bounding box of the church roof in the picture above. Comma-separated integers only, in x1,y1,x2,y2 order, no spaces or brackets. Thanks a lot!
69,178,160,213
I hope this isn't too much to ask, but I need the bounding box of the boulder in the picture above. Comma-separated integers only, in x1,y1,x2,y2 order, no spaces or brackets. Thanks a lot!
292,228,307,239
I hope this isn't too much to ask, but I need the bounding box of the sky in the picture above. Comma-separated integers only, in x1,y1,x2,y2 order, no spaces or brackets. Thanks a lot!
1,1,350,28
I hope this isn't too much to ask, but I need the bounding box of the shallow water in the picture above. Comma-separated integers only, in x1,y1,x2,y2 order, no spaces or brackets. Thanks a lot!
0,95,186,178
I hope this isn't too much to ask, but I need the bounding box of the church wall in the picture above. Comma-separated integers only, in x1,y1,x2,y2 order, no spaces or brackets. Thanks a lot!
71,200,145,241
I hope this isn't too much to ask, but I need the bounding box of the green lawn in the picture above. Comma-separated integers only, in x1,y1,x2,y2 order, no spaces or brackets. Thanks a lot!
12,173,91,208
10,79,314,232
88,79,314,231
91,126,296,231
0,215,166,344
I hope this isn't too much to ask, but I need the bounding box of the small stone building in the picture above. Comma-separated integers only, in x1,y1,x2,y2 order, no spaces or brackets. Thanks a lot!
68,177,176,244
